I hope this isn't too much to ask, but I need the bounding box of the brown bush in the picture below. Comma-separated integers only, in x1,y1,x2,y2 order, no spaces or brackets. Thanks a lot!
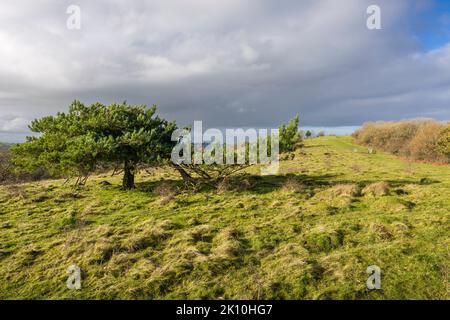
409,122,447,162
353,119,448,163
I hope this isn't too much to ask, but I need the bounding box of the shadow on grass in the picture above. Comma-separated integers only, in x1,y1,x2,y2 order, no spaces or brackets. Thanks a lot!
126,173,339,195
125,172,436,196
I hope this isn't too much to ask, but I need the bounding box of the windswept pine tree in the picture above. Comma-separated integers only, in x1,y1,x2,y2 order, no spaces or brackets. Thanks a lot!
12,101,176,189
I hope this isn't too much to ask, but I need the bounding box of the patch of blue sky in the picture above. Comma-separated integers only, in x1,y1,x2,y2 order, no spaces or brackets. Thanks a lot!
415,1,450,51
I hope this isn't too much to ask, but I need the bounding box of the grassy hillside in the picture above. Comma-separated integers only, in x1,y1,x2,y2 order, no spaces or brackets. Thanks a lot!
0,136,448,299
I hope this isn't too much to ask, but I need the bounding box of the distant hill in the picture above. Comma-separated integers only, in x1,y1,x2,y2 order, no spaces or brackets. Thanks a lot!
0,143,11,151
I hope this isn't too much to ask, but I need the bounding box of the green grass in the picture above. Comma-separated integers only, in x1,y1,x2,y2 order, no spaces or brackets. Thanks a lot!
0,136,448,299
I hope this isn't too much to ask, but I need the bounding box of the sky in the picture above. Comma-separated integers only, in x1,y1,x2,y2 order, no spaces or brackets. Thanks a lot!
1,0,450,142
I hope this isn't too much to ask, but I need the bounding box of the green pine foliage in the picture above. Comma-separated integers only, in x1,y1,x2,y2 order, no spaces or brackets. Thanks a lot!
279,115,301,153
11,101,176,189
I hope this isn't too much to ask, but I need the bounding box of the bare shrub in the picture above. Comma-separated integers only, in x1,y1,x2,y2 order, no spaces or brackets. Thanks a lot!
353,119,448,163
409,122,447,162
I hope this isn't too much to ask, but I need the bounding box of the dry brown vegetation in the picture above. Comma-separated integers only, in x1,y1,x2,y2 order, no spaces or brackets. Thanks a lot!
329,184,360,197
281,176,306,193
362,182,390,197
353,119,450,163
153,181,179,205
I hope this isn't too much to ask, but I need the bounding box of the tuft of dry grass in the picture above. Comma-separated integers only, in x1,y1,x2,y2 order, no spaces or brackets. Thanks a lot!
362,182,390,197
86,240,117,264
216,178,252,194
9,245,43,270
153,181,178,197
105,253,136,276
153,181,178,205
211,228,243,259
54,191,83,203
370,223,394,241
5,185,28,199
188,225,213,242
281,177,305,193
329,184,360,197
122,220,172,253
350,164,363,173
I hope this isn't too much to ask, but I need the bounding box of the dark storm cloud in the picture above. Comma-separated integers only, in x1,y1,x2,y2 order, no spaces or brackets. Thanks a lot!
0,0,449,137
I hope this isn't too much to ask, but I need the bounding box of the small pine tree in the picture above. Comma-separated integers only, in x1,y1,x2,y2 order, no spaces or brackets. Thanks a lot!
305,130,312,139
279,115,301,153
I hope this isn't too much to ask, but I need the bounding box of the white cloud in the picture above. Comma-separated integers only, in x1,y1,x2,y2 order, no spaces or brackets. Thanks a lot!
0,116,30,133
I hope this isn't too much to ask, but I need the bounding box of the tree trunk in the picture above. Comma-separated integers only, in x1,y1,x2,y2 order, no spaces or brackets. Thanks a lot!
172,164,194,183
122,160,135,190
